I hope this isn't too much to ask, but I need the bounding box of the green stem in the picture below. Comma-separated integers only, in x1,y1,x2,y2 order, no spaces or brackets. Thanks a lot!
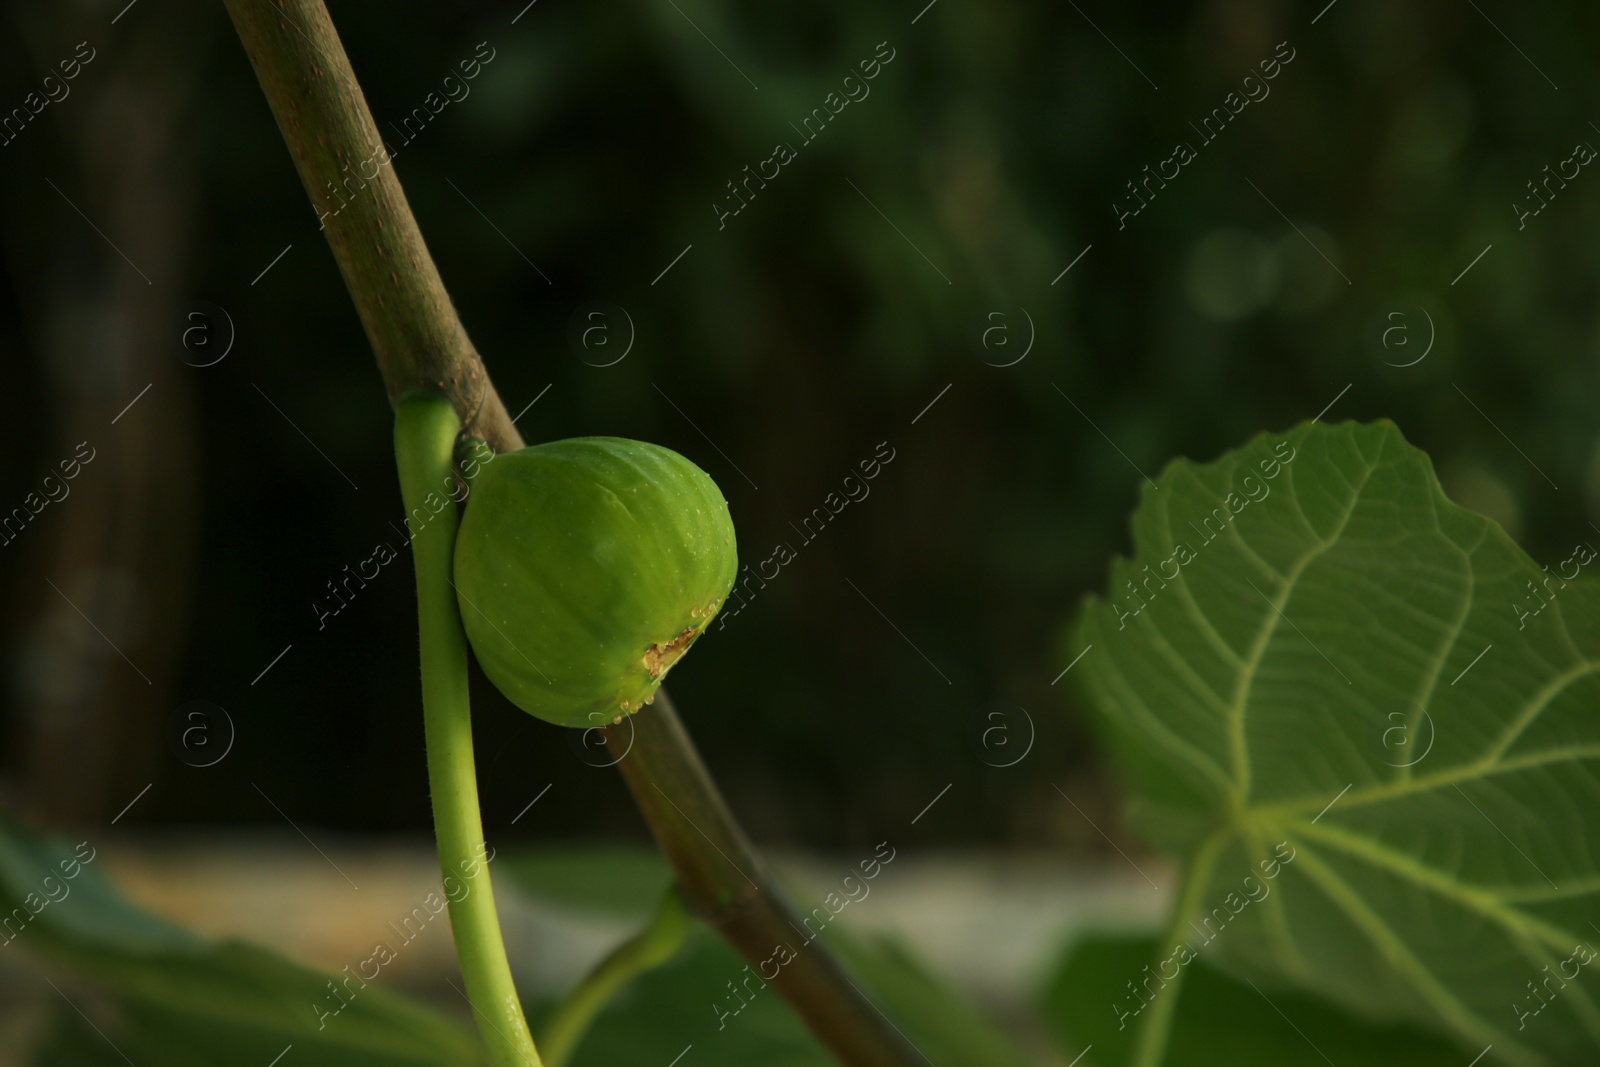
1129,835,1225,1067
394,393,543,1067
540,887,693,1067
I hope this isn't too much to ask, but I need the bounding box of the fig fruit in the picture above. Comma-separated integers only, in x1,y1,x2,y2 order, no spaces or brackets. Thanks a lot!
453,437,737,728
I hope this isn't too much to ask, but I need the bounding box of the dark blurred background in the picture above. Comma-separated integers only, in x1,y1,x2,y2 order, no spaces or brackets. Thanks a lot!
1,0,1596,861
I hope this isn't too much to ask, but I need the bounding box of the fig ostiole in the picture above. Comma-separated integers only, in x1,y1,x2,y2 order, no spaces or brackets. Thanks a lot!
453,436,738,729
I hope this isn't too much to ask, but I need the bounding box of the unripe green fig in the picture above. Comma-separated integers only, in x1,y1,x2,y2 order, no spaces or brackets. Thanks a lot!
453,437,737,728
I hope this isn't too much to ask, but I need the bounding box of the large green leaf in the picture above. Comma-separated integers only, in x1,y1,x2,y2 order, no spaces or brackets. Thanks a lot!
1042,934,1467,1066
1073,420,1600,1066
0,818,486,1066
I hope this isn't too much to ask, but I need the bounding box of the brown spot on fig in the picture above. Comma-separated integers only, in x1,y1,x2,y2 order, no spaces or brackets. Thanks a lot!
643,626,698,678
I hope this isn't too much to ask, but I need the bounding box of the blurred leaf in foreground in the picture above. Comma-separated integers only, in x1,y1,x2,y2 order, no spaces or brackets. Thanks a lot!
0,817,485,1066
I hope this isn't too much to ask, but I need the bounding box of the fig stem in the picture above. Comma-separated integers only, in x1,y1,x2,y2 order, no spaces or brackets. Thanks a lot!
539,886,692,1067
394,393,543,1067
